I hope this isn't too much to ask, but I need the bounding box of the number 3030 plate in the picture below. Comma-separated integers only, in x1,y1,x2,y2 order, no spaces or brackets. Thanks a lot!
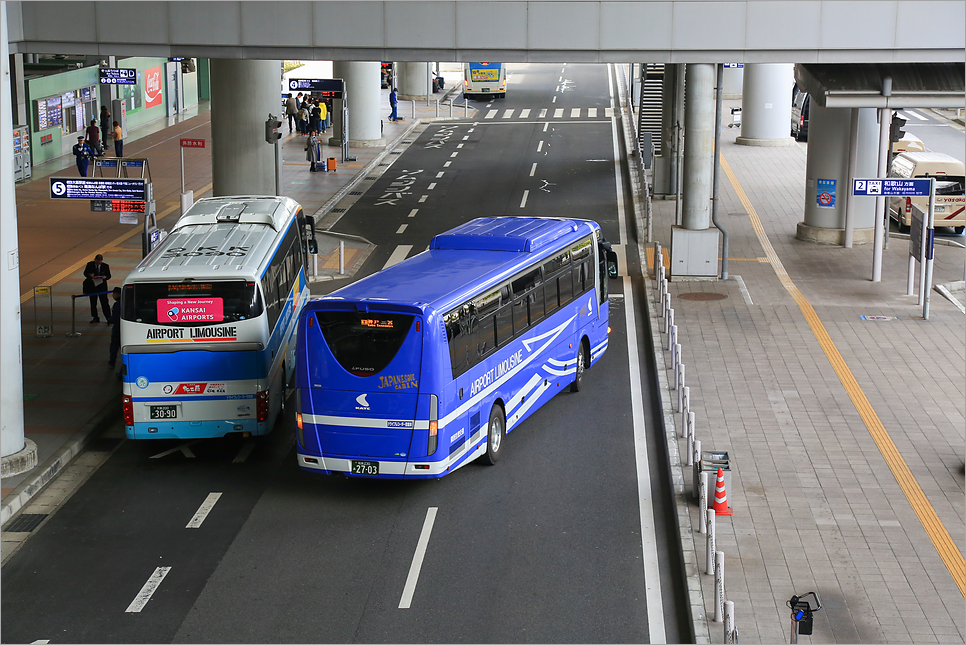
351,460,379,476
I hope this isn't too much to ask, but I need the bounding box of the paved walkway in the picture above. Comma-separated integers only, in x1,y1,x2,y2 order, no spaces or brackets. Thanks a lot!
641,101,965,643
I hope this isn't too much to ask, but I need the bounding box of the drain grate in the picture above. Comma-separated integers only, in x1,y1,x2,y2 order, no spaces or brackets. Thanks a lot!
6,513,48,533
390,151,403,155
378,163,391,167
349,191,362,196
364,176,378,181
332,208,347,213
679,292,728,301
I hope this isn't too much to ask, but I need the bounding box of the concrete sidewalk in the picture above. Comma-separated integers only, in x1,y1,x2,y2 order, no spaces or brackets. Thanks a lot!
1,80,472,529
637,101,965,643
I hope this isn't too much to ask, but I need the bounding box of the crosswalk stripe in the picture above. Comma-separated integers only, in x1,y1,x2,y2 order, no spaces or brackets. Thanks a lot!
503,109,514,118
902,110,928,121
383,245,413,270
588,108,597,118
605,107,614,117
519,108,531,118
571,108,580,118
485,110,497,119
553,108,564,118
539,109,547,118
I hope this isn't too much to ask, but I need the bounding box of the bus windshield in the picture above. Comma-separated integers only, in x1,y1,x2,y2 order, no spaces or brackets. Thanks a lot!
123,280,263,326
315,311,414,377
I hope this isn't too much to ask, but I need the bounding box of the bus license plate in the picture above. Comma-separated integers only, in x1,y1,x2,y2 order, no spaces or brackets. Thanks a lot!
150,405,178,420
351,460,379,476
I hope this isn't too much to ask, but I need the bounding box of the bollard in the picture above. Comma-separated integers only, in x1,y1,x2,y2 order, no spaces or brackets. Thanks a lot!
67,295,81,338
706,508,716,574
464,97,468,118
411,100,416,119
714,551,725,623
654,243,662,277
693,439,702,499
668,323,677,353
435,101,439,118
313,253,318,276
668,309,674,337
699,470,708,533
682,385,690,424
678,365,686,411
686,421,695,466
450,100,453,118
339,240,345,275
688,411,695,445
673,344,682,382
724,600,736,644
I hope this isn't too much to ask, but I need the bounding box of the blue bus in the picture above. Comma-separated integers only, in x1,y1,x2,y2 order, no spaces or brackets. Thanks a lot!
295,217,617,479
120,196,316,439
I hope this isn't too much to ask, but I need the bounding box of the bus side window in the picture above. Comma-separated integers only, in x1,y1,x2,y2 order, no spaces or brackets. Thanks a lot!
558,270,573,306
263,268,279,331
495,302,513,347
446,308,469,377
529,279,545,325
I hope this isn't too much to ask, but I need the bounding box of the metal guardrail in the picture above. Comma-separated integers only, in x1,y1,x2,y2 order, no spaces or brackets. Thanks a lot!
67,290,111,338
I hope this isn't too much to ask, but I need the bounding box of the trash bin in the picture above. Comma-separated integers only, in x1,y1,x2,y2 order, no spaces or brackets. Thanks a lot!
692,450,731,508
327,157,337,172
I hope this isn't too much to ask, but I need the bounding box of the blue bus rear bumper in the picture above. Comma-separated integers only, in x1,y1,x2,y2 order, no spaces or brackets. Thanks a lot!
126,418,268,440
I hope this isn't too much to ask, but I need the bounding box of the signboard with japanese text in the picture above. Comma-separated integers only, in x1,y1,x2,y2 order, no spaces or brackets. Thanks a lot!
287,78,344,99
180,138,206,148
852,178,932,197
816,179,836,208
50,177,146,201
99,68,137,85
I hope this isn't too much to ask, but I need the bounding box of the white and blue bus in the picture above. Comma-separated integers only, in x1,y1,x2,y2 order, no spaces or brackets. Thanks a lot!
463,62,507,99
295,217,617,479
120,196,316,440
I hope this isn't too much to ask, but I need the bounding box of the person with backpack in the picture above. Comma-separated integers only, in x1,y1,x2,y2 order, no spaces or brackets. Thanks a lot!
297,104,308,135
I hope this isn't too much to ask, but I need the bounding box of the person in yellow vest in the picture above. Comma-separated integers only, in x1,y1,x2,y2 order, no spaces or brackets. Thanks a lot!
318,100,328,133
111,121,123,157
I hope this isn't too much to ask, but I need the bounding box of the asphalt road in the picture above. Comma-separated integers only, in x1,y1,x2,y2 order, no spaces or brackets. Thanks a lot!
899,107,965,163
1,64,688,644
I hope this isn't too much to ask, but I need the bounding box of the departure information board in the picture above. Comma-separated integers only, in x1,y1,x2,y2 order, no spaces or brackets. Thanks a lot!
50,177,147,201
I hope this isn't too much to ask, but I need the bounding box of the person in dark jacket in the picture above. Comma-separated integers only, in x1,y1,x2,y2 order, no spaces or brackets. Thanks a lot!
83,254,112,323
99,105,112,149
72,136,94,176
85,119,102,156
108,287,122,371
389,87,398,122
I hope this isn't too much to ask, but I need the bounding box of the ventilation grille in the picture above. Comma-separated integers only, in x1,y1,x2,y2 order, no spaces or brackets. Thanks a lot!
6,513,47,532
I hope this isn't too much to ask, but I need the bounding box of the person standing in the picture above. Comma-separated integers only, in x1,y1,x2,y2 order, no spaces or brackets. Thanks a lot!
72,136,94,176
99,105,112,150
311,99,322,135
112,121,124,157
296,104,308,135
108,287,122,372
85,119,102,156
285,93,298,132
318,99,328,134
389,87,398,122
83,254,112,323
306,130,320,172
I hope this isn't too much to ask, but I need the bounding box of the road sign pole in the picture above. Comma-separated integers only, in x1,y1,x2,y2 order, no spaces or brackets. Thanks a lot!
180,146,185,193
924,178,935,320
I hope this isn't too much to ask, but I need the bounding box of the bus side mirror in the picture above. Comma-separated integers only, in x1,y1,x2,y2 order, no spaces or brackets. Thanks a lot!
606,250,619,278
307,238,319,255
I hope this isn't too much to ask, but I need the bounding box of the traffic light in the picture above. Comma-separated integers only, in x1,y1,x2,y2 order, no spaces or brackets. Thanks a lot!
890,112,907,142
265,115,282,144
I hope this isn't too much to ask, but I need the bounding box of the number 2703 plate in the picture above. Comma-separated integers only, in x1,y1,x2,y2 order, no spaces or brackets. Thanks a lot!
351,460,379,476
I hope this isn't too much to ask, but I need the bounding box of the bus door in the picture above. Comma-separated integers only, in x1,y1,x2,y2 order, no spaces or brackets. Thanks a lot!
304,310,423,459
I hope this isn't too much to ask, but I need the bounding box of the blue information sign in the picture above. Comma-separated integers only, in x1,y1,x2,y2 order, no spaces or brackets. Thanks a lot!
99,68,137,85
287,78,344,98
852,178,932,197
816,178,836,208
50,177,146,201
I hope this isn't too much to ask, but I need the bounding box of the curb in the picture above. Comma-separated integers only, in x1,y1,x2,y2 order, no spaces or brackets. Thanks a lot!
1,399,119,527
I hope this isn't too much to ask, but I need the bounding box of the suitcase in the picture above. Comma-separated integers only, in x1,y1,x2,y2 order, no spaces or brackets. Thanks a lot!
326,157,337,172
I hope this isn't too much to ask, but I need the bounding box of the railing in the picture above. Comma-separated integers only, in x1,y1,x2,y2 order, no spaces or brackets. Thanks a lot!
67,290,111,338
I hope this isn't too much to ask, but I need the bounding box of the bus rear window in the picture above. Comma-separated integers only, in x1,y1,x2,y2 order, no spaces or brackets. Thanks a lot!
315,311,414,377
122,281,262,326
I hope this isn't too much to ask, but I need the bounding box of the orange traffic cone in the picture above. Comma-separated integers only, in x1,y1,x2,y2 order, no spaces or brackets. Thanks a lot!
713,467,733,516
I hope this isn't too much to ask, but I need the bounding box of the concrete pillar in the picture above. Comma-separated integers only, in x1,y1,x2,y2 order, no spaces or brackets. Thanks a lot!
798,104,879,244
721,65,743,99
11,52,26,125
397,62,430,101
682,63,715,230
331,61,383,148
736,63,795,146
209,59,280,196
0,0,28,466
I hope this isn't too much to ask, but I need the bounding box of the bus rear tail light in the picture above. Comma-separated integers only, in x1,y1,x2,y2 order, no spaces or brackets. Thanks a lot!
800,114,805,127
905,197,912,214
257,391,270,422
428,395,438,456
296,390,304,448
122,395,134,426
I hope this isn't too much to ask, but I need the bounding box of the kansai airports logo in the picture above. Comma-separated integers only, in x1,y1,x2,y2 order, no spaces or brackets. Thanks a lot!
355,394,370,410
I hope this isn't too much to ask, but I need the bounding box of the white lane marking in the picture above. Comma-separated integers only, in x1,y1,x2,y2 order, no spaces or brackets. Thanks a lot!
450,152,458,158
503,109,514,118
435,171,444,178
571,108,580,118
553,108,564,118
485,110,497,119
520,190,529,208
408,208,419,218
539,109,547,118
462,135,469,140
29,640,50,644
605,107,614,117
383,245,413,270
125,567,172,613
457,143,464,148
552,96,557,103
559,76,563,82
186,492,223,529
443,161,452,167
418,195,428,202
398,507,438,609
902,109,928,121
733,274,754,305
468,127,475,132
530,162,537,177
589,107,598,118
543,122,549,132
556,85,561,92
428,183,437,190
519,108,531,118
537,141,544,153
612,62,666,643
396,224,408,234
232,439,256,463
149,440,200,460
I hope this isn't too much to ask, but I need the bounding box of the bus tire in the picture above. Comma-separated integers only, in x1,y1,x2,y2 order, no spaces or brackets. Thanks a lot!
481,404,505,465
570,339,588,393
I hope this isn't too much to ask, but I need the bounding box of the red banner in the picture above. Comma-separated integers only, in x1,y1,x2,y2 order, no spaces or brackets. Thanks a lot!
180,138,206,148
144,66,163,108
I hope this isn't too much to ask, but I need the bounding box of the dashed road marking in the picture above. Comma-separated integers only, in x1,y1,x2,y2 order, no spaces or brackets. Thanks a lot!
435,171,444,178
419,195,428,203
503,109,514,118
519,108,531,118
571,108,580,118
396,224,408,234
537,141,544,153
553,108,563,118
589,108,597,117
398,507,438,609
383,245,413,270
450,152,458,157
485,110,497,119
520,190,529,208
408,209,419,218
428,183,437,190
186,492,222,529
538,109,547,118
530,163,537,177
125,567,171,613
443,161,452,167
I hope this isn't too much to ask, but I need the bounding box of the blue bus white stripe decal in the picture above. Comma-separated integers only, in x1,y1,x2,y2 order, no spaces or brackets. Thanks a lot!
302,414,426,430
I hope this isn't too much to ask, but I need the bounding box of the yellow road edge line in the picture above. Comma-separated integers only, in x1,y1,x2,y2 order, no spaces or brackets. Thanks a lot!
720,153,966,596
19,184,212,305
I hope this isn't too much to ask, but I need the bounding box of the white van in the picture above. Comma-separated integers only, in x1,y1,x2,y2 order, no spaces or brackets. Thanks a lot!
888,152,965,234
891,132,926,157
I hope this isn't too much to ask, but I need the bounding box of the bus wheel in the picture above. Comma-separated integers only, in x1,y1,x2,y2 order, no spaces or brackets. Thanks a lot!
481,405,505,465
570,340,588,393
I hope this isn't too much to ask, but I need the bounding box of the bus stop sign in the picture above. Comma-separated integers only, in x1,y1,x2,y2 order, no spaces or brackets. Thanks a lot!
852,178,932,196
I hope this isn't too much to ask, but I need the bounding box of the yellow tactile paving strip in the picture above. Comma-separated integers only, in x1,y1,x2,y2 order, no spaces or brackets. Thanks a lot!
720,152,966,597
